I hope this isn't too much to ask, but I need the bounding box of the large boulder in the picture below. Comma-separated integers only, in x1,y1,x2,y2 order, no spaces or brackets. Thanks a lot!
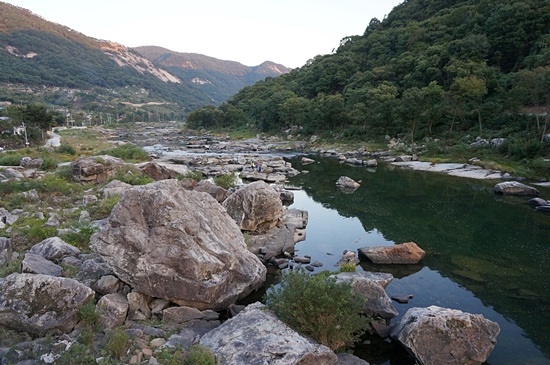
0,273,95,335
194,180,230,203
21,253,63,276
494,181,539,196
139,162,181,181
392,306,500,365
96,293,129,330
200,302,338,365
333,272,398,319
222,181,284,234
359,242,425,264
336,176,361,191
91,179,266,310
28,237,80,263
71,155,125,184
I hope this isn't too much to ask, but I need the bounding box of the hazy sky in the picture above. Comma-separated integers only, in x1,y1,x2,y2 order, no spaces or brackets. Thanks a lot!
3,0,403,68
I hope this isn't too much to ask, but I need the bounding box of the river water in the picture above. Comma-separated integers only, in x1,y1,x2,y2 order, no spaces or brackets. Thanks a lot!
284,156,550,365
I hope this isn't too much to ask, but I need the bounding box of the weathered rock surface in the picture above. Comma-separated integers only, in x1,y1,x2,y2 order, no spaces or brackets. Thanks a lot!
21,253,63,276
0,273,95,335
248,209,308,262
336,176,361,191
333,272,398,319
194,180,230,202
71,155,125,183
96,293,129,330
359,242,425,264
91,179,266,310
20,157,43,168
222,180,284,234
528,197,549,206
392,306,500,365
337,353,370,365
28,237,80,263
494,181,539,196
200,302,338,365
301,157,315,165
0,237,12,266
102,179,133,198
127,292,152,320
162,306,205,324
139,161,182,181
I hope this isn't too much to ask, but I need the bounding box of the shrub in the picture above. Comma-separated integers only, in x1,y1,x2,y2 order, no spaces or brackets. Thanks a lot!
265,269,368,351
0,152,23,166
156,345,217,365
180,170,205,182
56,343,97,365
213,173,238,189
102,144,150,162
0,258,22,278
109,166,154,186
61,223,98,250
88,195,120,221
105,328,130,359
40,157,59,170
339,262,357,272
56,142,77,155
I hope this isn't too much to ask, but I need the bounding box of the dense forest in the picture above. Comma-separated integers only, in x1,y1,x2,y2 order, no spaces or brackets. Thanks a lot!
188,0,550,155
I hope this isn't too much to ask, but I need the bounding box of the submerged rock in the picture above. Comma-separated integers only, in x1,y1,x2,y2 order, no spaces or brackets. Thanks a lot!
336,176,361,191
91,179,266,310
392,306,500,365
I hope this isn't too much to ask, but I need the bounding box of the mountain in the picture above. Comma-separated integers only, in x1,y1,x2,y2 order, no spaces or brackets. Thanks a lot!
0,2,288,116
133,46,290,103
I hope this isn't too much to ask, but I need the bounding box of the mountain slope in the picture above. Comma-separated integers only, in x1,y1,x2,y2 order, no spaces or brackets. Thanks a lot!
133,46,290,103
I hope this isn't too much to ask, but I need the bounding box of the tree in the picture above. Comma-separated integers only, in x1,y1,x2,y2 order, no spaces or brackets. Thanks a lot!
451,76,488,134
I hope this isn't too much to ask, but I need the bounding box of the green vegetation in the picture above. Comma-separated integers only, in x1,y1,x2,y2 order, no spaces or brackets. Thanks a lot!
213,173,238,189
187,0,550,178
108,165,154,186
104,328,130,359
0,258,22,278
180,170,205,182
60,223,98,251
265,270,368,351
87,195,120,221
156,345,217,365
101,144,150,162
339,262,357,272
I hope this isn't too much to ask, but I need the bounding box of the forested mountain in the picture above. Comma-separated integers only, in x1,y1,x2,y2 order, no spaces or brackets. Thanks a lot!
188,0,549,148
134,46,290,104
0,2,287,115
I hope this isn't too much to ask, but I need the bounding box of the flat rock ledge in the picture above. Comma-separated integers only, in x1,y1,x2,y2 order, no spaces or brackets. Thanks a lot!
200,302,338,365
392,306,500,365
391,161,512,180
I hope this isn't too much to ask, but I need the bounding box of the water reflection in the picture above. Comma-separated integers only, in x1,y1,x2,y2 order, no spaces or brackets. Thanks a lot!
287,158,550,365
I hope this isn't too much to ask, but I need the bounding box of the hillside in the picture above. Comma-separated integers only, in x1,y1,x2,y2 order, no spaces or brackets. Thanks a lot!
133,46,290,103
0,2,288,117
187,0,550,176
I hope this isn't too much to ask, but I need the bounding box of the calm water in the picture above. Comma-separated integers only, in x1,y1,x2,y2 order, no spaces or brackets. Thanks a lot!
285,157,550,365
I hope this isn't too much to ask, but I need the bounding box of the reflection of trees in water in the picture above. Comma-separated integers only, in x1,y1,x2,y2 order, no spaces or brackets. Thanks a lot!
287,156,550,357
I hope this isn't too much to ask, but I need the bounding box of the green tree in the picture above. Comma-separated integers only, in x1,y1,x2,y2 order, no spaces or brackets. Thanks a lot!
451,76,488,134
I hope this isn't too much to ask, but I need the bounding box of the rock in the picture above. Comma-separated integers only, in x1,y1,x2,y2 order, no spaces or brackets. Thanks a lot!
247,209,308,262
528,197,549,206
162,306,206,324
28,237,80,263
194,180,230,202
0,167,24,180
0,273,94,335
20,157,43,168
392,306,500,365
200,302,338,365
150,338,167,349
279,190,294,204
0,237,12,266
0,207,18,226
91,179,266,310
82,195,98,206
139,162,180,181
294,256,311,264
333,272,398,319
76,255,114,287
127,292,152,320
391,294,414,304
96,293,129,330
71,155,125,184
336,176,360,191
44,213,60,227
535,205,550,213
490,138,506,147
94,275,121,295
395,155,413,162
543,133,550,144
494,181,539,196
365,159,378,168
359,242,425,264
337,353,370,365
164,328,197,349
301,157,315,165
102,179,133,198
21,253,63,276
222,180,284,234
150,299,170,315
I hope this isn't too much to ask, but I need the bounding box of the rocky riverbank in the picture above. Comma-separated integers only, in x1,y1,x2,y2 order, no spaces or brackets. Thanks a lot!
0,127,506,365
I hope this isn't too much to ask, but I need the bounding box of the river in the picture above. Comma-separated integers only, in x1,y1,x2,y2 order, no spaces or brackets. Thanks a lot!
283,156,550,365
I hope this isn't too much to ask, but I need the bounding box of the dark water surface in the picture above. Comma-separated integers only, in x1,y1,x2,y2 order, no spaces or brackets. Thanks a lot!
285,157,550,365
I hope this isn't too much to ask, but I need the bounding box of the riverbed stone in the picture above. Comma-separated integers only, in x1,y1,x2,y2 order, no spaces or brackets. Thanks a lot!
200,302,338,365
494,181,539,196
528,197,549,206
336,176,360,191
222,180,284,234
333,272,398,319
391,306,500,365
359,242,425,264
91,179,266,310
28,237,80,263
0,273,95,335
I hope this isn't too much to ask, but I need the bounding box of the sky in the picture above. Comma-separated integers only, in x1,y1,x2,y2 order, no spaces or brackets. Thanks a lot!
3,0,403,68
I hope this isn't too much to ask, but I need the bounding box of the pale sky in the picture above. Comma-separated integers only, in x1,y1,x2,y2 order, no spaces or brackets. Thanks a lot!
3,0,403,68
